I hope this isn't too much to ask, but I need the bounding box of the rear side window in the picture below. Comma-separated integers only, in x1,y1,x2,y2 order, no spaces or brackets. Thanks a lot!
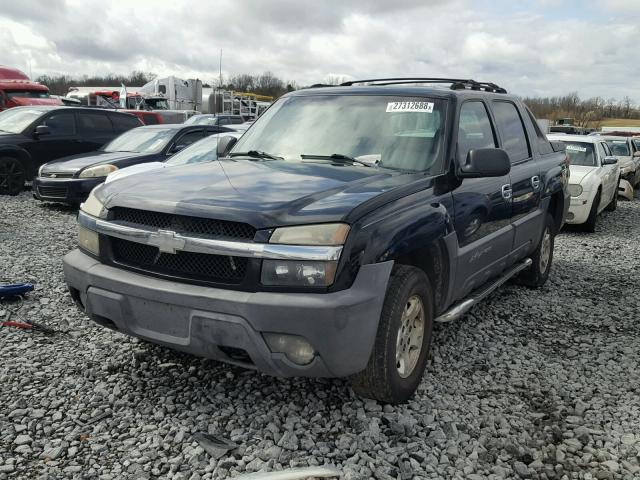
43,112,76,135
111,114,142,131
78,112,113,133
525,108,553,155
457,101,497,162
492,101,531,162
142,114,160,125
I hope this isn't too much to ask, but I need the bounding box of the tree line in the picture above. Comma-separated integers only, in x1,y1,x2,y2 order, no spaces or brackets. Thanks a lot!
523,93,639,127
34,71,639,124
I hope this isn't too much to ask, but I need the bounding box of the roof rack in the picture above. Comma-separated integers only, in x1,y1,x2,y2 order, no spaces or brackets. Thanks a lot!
339,78,507,93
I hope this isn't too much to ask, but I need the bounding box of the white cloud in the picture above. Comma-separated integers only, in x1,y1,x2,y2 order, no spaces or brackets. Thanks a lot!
0,0,638,101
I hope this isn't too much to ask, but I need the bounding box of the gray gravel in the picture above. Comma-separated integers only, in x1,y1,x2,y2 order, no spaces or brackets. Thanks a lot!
1,191,639,480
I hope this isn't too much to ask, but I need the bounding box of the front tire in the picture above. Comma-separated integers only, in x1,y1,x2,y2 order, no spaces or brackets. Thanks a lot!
0,157,26,196
351,265,434,404
515,212,555,288
583,189,601,232
605,180,618,212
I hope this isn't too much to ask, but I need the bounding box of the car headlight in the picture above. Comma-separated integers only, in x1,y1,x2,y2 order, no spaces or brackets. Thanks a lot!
261,223,350,287
269,223,350,245
79,164,118,178
568,184,583,197
78,225,100,256
80,191,106,218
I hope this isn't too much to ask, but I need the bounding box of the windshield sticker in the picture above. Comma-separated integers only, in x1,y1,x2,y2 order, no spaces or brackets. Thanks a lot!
386,101,434,113
565,144,587,152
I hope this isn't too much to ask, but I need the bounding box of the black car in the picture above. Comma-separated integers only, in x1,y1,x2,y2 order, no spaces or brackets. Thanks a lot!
0,106,142,195
33,124,233,205
64,78,570,403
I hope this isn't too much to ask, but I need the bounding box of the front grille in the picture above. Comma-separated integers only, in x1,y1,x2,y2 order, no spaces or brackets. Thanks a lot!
111,207,256,240
41,172,75,178
38,186,68,198
111,238,247,284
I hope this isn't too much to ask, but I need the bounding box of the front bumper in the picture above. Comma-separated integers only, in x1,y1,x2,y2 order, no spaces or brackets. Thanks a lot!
63,249,393,378
566,191,593,224
33,176,104,204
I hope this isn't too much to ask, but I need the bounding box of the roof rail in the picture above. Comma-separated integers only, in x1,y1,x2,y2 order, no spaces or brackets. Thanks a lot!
339,78,507,93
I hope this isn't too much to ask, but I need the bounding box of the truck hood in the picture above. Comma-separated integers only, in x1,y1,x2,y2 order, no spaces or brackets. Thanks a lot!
41,151,158,174
569,165,598,185
97,159,424,228
8,97,63,107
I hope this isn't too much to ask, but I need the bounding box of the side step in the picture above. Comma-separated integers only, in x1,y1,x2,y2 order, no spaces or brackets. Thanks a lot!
435,258,532,323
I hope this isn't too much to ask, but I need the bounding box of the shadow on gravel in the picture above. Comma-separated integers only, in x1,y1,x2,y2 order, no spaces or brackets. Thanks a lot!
37,202,79,214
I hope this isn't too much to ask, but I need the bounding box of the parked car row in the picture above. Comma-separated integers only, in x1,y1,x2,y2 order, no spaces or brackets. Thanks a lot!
0,106,251,197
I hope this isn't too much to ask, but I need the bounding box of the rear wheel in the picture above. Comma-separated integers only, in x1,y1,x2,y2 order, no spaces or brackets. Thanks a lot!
605,180,618,212
515,212,555,288
351,265,434,404
583,189,601,233
0,157,26,196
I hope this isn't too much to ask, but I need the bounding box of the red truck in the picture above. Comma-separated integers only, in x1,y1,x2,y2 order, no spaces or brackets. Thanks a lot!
0,66,63,111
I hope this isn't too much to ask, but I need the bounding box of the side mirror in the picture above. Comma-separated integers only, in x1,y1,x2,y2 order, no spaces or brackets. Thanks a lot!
633,151,640,158
459,148,511,178
602,156,618,165
35,125,50,137
216,136,238,158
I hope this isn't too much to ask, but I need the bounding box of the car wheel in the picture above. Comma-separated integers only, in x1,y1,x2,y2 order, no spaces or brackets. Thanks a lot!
605,180,619,212
515,212,555,288
351,265,434,404
0,157,26,196
583,189,601,233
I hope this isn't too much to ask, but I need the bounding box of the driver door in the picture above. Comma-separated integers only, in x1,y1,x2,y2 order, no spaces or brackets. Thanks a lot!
25,111,85,166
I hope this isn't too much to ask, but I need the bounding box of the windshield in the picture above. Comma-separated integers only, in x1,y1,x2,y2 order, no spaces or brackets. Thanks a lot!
6,91,50,99
561,142,597,166
144,98,169,110
232,95,446,172
103,128,175,153
606,140,630,156
185,115,216,125
165,135,223,166
0,108,44,133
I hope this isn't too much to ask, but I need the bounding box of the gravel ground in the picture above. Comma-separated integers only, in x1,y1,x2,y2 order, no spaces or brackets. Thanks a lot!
1,190,639,480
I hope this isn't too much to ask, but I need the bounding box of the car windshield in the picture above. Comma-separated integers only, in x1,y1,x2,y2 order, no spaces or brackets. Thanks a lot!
165,135,223,166
185,115,216,125
102,128,175,153
562,142,597,166
6,91,50,99
606,140,630,156
232,95,446,172
0,108,44,133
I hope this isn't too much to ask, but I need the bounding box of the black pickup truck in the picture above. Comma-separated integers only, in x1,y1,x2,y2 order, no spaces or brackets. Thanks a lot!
63,78,570,403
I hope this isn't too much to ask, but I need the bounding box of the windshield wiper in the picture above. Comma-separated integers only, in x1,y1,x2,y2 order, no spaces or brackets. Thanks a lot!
229,150,282,160
301,153,372,167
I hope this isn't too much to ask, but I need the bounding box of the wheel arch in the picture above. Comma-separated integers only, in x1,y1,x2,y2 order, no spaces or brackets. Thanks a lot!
0,147,34,180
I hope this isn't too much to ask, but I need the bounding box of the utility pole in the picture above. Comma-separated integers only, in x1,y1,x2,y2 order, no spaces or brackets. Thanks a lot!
219,49,223,88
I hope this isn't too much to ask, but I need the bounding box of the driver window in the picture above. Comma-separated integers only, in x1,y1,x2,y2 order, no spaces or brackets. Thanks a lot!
175,130,203,148
43,112,76,136
458,101,497,163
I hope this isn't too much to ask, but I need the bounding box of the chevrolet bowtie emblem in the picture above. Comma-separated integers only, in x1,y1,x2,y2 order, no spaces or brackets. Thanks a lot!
148,229,185,254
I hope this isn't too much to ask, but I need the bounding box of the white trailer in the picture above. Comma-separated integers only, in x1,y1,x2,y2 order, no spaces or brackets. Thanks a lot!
139,76,202,112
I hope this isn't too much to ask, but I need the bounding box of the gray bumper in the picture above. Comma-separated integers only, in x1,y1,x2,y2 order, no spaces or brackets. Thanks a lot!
63,249,393,378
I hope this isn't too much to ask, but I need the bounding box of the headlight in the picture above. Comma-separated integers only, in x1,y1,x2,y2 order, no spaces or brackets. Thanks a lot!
79,164,118,178
261,260,338,287
78,225,99,255
269,223,350,245
80,191,106,218
568,184,583,197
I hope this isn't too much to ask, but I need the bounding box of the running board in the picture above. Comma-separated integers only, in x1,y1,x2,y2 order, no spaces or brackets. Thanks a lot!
435,258,532,323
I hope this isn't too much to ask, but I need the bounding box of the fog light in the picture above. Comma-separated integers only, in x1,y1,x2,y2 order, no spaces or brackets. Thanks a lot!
263,333,316,365
78,225,99,255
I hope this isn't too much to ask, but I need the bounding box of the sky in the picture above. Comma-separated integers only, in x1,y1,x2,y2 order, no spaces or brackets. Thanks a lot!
1,0,639,101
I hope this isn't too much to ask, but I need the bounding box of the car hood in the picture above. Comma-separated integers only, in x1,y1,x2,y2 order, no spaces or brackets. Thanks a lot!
105,162,165,183
569,165,598,185
0,132,27,144
97,159,426,227
616,156,634,170
41,151,157,174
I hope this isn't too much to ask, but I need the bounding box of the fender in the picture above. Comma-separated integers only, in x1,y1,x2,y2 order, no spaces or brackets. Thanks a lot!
0,145,34,179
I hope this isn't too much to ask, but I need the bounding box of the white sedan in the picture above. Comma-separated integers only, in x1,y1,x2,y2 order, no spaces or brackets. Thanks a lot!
106,132,242,183
548,134,620,232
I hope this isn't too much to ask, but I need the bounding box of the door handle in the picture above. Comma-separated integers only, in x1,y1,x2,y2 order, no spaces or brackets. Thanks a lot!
501,184,512,200
531,175,541,190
